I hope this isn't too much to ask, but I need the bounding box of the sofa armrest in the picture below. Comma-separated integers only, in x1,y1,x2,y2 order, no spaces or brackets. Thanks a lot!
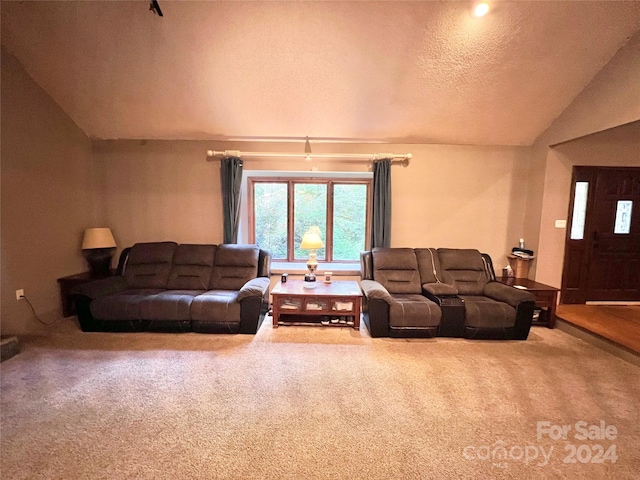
238,278,270,334
483,281,535,307
360,280,392,337
238,277,270,301
360,280,391,337
423,282,458,297
483,281,536,340
71,276,129,299
360,279,392,303
72,276,128,332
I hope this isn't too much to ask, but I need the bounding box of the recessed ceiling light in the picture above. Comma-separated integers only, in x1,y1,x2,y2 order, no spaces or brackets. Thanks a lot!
472,2,490,18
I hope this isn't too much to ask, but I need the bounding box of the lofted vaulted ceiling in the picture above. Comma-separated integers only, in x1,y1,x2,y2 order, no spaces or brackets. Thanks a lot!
2,1,640,146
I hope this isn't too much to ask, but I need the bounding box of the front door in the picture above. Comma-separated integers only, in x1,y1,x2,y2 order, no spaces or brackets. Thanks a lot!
561,167,640,303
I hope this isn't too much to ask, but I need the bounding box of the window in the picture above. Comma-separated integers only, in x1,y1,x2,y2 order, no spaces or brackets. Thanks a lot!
570,181,589,240
248,176,371,262
614,200,632,234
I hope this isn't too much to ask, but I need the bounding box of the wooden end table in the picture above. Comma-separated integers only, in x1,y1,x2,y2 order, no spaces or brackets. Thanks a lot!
498,277,559,328
57,270,115,317
271,280,362,330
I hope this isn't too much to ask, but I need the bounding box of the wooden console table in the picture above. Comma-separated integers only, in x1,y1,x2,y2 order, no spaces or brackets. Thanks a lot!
498,277,559,328
271,280,362,330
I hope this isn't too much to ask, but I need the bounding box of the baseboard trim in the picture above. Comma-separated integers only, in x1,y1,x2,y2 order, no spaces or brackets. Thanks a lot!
585,301,640,306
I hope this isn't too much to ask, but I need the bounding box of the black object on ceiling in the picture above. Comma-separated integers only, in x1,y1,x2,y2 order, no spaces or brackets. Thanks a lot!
149,0,163,17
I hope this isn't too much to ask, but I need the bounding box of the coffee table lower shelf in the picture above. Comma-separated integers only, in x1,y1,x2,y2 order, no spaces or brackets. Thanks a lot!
277,314,356,328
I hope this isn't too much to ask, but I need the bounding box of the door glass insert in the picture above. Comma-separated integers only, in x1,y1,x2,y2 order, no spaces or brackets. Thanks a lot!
570,182,589,240
614,200,633,234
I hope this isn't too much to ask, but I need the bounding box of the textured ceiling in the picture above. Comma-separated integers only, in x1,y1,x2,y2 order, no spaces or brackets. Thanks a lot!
2,1,640,146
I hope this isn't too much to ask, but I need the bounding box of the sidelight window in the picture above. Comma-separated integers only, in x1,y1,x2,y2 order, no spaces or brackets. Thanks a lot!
570,182,589,240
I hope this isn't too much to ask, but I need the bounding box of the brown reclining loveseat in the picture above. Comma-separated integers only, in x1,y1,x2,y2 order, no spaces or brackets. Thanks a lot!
360,247,535,339
73,242,271,334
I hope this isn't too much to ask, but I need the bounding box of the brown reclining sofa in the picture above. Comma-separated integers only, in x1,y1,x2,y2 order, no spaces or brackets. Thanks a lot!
360,247,536,340
73,242,271,334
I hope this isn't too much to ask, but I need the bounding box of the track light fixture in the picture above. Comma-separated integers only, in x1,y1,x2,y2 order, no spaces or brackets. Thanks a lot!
304,136,312,161
150,0,163,17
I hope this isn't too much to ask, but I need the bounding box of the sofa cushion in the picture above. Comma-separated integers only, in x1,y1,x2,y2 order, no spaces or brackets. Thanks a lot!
140,290,205,321
191,290,241,324
415,248,444,284
372,248,422,294
90,289,165,320
460,295,516,329
124,242,178,289
209,245,259,290
387,294,441,328
437,248,488,295
166,244,216,290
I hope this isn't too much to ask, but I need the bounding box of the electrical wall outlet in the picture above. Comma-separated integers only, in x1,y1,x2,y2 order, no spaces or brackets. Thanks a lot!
16,289,25,300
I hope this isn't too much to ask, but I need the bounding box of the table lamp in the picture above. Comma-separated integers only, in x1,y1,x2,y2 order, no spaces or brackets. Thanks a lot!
300,226,324,288
82,227,117,277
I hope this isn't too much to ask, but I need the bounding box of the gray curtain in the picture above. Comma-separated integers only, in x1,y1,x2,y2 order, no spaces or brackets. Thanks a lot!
221,156,243,244
372,159,391,248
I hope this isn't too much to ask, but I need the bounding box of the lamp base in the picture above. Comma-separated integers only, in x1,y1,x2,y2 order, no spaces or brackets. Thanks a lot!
304,273,317,288
83,248,115,278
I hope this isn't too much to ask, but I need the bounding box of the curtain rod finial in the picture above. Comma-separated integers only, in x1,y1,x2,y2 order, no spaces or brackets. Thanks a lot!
207,150,214,157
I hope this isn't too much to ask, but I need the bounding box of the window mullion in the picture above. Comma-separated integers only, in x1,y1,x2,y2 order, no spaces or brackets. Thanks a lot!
287,180,295,262
366,181,372,251
326,182,334,262
248,179,256,243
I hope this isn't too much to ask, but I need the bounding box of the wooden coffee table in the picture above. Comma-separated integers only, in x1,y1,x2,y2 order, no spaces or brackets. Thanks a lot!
271,280,362,329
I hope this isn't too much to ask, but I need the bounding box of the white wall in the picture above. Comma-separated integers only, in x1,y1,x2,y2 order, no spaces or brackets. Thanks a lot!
1,47,95,334
93,140,532,273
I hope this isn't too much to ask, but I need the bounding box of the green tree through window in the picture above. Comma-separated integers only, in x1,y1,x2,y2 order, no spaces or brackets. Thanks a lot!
333,184,367,260
253,183,288,258
249,178,371,262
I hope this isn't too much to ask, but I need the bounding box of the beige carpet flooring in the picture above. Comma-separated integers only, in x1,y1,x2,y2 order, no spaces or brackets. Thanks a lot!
1,320,639,479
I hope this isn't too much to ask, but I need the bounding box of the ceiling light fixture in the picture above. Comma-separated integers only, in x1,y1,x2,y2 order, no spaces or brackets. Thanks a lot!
472,1,490,18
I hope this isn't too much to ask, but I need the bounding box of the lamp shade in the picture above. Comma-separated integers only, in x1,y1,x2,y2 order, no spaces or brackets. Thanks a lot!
300,230,323,250
82,228,116,250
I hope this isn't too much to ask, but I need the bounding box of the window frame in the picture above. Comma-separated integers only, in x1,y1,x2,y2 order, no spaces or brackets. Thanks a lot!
247,175,372,263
